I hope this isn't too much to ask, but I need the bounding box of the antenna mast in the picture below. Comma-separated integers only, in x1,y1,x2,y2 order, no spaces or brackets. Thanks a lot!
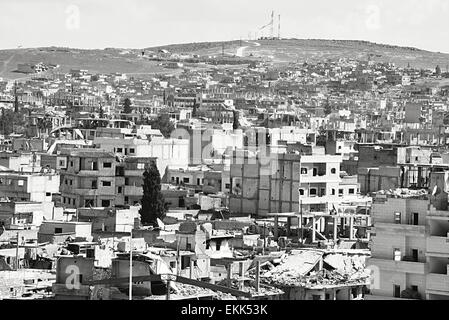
278,14,281,39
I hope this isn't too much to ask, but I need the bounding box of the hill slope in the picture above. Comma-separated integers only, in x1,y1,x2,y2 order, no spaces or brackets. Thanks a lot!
0,39,448,80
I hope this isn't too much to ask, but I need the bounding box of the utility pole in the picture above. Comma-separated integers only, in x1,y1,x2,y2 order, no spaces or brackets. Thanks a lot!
278,14,281,39
129,229,133,300
15,231,19,270
262,222,266,255
300,199,304,246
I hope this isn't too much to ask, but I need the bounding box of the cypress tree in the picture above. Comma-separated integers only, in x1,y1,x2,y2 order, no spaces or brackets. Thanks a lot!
139,163,167,226
232,110,240,130
123,98,132,114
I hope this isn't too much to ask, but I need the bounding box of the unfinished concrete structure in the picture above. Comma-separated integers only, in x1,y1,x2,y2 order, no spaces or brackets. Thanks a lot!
229,152,361,216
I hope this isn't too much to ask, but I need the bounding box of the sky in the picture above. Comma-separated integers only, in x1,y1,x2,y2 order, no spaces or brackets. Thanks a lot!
1,0,449,52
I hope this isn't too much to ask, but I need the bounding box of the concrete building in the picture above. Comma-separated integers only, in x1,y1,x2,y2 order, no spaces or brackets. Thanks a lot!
368,192,428,299
38,221,92,243
0,201,63,229
0,171,60,202
60,149,119,208
94,135,189,177
229,152,361,216
60,148,157,208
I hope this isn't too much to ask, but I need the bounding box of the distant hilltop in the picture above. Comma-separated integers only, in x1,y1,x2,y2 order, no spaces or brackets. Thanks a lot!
1,39,448,80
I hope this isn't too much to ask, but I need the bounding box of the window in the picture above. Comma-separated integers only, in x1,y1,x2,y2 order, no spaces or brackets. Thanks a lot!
349,188,355,195
124,196,129,203
103,162,112,168
85,199,94,207
310,188,317,196
17,180,24,186
59,160,65,166
225,183,230,189
332,189,336,195
394,248,401,261
102,181,112,187
117,148,123,153
299,189,305,196
183,177,190,184
197,178,201,185
394,212,401,224
92,180,97,189
312,295,321,300
55,228,63,234
46,192,51,197
412,249,418,262
69,180,73,186
331,168,336,174
412,213,419,225
101,200,111,207
338,189,344,196
65,179,68,185
411,285,418,292
301,168,308,175
118,186,122,194
320,188,326,196
92,162,98,170
393,285,401,298
129,148,135,154
125,178,129,185
70,161,73,167
313,168,318,176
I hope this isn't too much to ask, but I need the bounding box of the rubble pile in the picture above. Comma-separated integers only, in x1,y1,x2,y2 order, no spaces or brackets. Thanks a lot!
373,188,428,199
216,278,284,297
323,253,366,274
253,250,370,289
174,283,236,300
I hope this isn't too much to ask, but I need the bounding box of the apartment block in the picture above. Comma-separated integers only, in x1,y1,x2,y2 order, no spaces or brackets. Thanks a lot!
0,172,60,202
368,193,428,299
229,152,360,216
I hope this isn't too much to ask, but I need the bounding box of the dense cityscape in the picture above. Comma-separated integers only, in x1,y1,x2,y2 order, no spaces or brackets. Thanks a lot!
1,4,449,303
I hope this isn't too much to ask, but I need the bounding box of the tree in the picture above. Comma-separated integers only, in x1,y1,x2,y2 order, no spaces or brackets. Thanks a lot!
192,100,198,118
148,114,175,138
14,82,19,113
99,104,105,118
0,108,28,135
436,65,442,76
122,98,132,114
232,110,240,130
139,163,168,226
323,99,332,116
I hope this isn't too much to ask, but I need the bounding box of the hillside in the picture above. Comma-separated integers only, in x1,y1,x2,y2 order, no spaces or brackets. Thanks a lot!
150,39,449,69
1,39,448,80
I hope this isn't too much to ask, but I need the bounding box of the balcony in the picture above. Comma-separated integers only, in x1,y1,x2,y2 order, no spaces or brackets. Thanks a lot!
368,258,426,274
372,223,426,236
427,274,449,293
427,236,449,256
299,175,340,184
